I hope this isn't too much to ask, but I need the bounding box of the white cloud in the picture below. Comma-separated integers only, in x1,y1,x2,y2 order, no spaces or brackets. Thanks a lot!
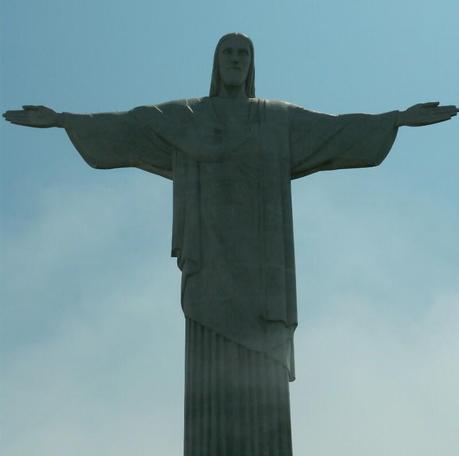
1,177,184,456
2,166,458,455
290,175,459,455
291,292,459,456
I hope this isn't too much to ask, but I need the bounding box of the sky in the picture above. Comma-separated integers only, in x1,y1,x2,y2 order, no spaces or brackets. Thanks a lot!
1,1,458,455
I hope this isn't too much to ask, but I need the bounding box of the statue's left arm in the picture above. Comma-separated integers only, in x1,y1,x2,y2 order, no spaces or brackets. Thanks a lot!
3,104,177,180
289,102,457,179
60,106,174,179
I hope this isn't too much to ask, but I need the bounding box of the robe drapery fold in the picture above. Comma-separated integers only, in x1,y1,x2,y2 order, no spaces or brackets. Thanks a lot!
185,317,293,456
63,97,399,381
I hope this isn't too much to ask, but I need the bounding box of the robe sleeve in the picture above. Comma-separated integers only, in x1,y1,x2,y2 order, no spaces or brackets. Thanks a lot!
62,105,174,179
289,106,399,179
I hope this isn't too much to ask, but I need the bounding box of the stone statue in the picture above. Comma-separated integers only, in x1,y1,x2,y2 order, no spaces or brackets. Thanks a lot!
3,32,457,456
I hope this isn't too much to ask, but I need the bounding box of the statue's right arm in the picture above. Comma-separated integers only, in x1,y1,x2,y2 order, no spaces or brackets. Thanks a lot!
3,104,173,179
2,105,65,128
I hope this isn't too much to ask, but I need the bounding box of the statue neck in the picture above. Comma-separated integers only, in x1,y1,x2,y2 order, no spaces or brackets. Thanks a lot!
218,84,247,99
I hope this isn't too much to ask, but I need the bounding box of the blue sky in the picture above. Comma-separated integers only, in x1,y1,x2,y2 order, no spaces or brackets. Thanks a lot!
1,1,458,455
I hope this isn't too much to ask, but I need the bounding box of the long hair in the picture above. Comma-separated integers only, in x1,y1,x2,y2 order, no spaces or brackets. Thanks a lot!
209,33,256,98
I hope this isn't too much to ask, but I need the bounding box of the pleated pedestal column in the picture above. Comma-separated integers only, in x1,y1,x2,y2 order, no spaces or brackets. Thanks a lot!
184,318,293,456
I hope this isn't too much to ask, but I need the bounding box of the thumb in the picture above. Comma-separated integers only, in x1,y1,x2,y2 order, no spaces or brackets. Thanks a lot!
421,101,440,108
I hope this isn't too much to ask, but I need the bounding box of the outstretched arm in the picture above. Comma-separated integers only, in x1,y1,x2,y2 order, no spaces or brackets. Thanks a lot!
289,101,457,179
3,104,173,179
397,102,458,127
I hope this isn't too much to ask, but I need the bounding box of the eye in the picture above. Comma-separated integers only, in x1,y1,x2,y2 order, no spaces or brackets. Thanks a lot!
238,49,249,56
222,48,232,55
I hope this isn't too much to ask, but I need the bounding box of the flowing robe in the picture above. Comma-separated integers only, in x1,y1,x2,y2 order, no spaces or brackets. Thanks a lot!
63,97,399,383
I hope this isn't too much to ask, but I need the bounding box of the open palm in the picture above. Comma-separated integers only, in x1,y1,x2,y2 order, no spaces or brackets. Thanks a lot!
2,105,59,128
400,102,458,127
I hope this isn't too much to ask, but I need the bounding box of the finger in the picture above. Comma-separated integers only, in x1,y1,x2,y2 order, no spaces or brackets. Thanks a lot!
4,110,27,116
5,111,31,119
4,114,32,124
435,105,457,110
418,107,457,119
3,112,28,122
424,114,456,124
421,101,440,108
433,106,458,115
430,111,457,119
7,119,35,126
415,110,457,121
22,105,40,110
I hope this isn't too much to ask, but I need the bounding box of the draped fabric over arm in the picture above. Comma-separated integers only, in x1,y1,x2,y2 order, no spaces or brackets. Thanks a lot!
289,106,399,179
62,106,174,179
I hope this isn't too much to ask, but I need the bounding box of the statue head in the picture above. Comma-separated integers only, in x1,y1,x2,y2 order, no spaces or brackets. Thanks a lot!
209,33,255,98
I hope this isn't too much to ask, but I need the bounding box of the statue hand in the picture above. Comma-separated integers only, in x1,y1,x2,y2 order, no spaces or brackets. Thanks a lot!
2,105,62,128
398,102,458,127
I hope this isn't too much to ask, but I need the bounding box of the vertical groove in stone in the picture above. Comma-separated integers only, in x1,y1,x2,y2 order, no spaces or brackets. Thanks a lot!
226,337,236,456
205,324,211,456
241,345,251,456
184,318,293,456
184,321,190,456
278,366,286,455
209,322,217,456
250,348,260,456
260,351,269,456
195,321,201,456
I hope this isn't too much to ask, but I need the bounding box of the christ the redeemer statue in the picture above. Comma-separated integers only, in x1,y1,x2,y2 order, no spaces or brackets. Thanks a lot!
4,32,457,456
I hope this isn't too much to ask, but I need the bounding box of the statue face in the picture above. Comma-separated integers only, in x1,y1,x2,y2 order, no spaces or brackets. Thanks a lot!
218,36,251,89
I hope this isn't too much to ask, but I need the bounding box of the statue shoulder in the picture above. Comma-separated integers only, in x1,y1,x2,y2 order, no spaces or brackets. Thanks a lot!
257,99,311,123
155,97,205,110
129,98,206,123
262,99,316,117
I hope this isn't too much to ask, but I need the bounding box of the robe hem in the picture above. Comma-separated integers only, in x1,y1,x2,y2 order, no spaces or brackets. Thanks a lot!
183,314,296,382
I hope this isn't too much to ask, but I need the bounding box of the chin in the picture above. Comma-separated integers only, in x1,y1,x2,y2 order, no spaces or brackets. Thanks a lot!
223,79,246,88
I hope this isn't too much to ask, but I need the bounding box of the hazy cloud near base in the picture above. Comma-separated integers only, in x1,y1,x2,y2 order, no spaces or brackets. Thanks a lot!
292,292,459,456
2,175,458,456
3,288,458,456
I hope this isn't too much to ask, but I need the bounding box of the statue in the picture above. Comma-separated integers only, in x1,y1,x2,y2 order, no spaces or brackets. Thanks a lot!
3,32,457,456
